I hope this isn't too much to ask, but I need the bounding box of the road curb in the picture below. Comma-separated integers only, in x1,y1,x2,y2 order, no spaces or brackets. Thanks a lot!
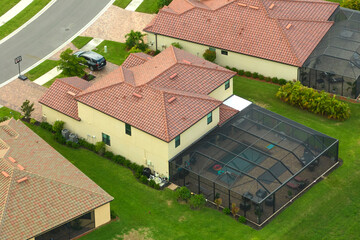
0,0,115,88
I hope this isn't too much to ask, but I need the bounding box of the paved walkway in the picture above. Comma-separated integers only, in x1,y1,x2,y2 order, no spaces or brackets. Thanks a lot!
0,0,34,26
80,38,104,51
125,0,144,11
33,67,62,85
0,79,47,121
81,5,154,42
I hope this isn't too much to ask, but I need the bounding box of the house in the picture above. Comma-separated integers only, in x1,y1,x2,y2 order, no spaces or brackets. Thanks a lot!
143,0,339,85
0,118,113,240
39,46,237,177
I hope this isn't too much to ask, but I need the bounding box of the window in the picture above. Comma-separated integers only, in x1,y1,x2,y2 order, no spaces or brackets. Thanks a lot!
221,50,228,55
125,123,131,136
102,133,110,146
207,112,213,124
175,135,180,148
225,80,230,90
209,47,216,52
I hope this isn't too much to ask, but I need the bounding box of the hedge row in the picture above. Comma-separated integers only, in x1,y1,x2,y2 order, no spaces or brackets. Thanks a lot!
40,121,161,189
276,81,351,121
225,66,288,85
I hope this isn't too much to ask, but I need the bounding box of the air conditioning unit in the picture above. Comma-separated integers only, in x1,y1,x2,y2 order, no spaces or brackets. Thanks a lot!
61,129,70,140
69,133,78,143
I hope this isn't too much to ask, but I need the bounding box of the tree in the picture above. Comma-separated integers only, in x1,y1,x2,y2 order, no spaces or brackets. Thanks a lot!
125,30,147,51
203,49,216,62
342,0,360,10
231,203,240,219
21,100,34,120
58,48,87,77
157,0,172,10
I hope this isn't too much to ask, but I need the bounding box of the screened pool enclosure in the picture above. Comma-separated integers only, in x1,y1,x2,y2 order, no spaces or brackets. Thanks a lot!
169,104,339,225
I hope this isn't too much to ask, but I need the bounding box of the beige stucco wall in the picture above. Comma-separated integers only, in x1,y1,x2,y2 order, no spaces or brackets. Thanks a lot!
209,78,233,101
94,203,111,228
28,238,35,240
42,103,220,177
147,33,299,81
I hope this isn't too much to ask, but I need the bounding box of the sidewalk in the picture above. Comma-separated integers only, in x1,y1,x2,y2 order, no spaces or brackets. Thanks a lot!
125,0,144,11
0,0,33,26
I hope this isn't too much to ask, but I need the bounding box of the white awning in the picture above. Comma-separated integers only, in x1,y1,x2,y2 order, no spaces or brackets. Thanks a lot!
223,95,252,112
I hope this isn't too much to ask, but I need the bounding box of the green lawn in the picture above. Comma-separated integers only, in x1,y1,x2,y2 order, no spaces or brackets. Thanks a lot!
10,76,358,239
0,0,21,17
113,0,132,8
0,107,21,120
0,0,51,40
72,36,93,49
24,60,59,81
94,40,129,66
136,0,158,14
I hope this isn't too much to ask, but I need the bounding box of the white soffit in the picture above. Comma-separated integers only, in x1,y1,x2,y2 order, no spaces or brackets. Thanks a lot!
223,95,252,111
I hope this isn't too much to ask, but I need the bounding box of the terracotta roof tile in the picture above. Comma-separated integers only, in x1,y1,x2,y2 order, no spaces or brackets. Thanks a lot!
219,104,239,125
144,0,338,67
0,119,113,240
39,77,91,120
122,52,151,68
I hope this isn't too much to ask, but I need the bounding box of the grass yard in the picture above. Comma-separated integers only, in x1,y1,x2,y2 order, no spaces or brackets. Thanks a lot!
0,107,21,120
72,36,94,49
0,0,51,40
7,76,358,239
94,40,129,66
113,0,132,8
24,60,59,81
136,0,158,14
0,0,21,17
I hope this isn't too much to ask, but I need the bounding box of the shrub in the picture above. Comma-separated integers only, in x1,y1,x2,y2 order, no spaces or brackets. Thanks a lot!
135,171,142,179
225,66,231,70
54,132,66,144
104,151,114,160
189,194,206,210
125,30,147,50
95,141,106,155
171,42,183,49
78,138,95,151
113,155,125,165
176,186,191,202
252,72,259,79
158,0,172,9
0,116,9,123
276,81,351,120
231,203,240,218
279,78,287,85
154,50,161,56
238,69,244,76
140,175,148,184
40,122,53,132
30,118,37,125
203,49,216,62
259,74,264,80
123,159,131,167
342,0,360,10
154,184,160,190
265,77,271,82
223,207,231,215
66,141,73,147
238,215,246,223
214,198,222,210
52,120,65,133
271,77,279,84
231,67,238,73
149,179,156,188
71,142,80,148
110,210,117,219
244,71,252,77
128,46,142,53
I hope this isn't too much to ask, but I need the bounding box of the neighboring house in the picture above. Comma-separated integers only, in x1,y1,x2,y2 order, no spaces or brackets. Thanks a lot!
39,46,237,177
0,118,113,240
143,0,338,82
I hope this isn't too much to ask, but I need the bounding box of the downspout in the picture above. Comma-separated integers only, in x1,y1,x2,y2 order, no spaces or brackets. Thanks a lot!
155,34,158,51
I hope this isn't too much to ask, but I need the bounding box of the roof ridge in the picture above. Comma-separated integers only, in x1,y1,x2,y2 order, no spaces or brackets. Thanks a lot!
277,18,334,23
0,168,15,228
76,78,125,98
128,52,151,62
177,61,235,74
160,92,170,142
273,18,302,66
272,0,338,5
156,86,222,104
57,78,84,92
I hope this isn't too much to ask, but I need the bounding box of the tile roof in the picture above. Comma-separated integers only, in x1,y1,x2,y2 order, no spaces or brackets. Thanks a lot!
39,77,91,120
219,104,239,126
144,0,338,67
40,47,235,142
0,119,113,240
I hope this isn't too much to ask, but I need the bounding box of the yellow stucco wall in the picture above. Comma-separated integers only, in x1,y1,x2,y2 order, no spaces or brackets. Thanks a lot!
168,107,219,159
147,33,299,81
28,238,35,240
209,78,233,101
42,103,220,177
94,203,111,228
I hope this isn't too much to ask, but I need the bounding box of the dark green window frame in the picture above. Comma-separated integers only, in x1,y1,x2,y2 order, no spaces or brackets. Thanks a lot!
221,50,228,55
207,112,213,124
125,123,131,136
175,135,180,148
225,80,230,90
102,133,111,146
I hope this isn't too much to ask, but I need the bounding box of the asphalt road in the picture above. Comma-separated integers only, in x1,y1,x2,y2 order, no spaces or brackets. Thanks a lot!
0,0,112,84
